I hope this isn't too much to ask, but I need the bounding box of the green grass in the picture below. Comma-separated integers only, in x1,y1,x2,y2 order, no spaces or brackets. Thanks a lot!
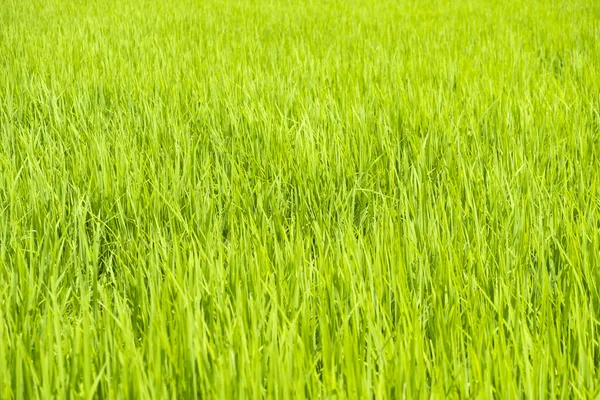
1,0,600,397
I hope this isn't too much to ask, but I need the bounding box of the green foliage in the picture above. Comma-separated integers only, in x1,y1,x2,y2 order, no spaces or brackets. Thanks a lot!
1,0,599,397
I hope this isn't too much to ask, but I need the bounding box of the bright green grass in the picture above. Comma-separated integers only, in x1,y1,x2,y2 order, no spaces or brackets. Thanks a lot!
1,0,600,398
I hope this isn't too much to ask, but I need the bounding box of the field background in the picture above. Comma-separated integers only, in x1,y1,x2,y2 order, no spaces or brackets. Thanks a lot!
1,0,600,398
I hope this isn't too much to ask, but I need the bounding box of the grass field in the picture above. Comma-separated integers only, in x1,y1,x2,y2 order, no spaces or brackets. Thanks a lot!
1,0,600,398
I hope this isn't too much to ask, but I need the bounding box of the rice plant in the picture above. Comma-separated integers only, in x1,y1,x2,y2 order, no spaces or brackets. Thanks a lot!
1,0,599,398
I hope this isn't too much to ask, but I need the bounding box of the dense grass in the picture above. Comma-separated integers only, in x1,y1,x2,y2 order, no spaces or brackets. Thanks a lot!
1,0,600,397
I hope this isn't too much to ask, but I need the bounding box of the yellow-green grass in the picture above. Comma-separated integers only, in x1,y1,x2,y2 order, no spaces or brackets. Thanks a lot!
1,0,599,397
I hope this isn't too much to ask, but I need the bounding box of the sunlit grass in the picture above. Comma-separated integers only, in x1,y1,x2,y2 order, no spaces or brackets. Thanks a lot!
1,0,599,397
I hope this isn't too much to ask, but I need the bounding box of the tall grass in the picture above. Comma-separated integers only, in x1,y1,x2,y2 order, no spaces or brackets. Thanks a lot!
1,0,599,397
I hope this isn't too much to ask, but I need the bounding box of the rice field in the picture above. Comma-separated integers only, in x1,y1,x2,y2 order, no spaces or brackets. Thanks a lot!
1,0,600,398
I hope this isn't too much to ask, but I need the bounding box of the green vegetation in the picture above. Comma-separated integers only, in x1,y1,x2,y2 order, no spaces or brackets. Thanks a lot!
1,0,599,397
